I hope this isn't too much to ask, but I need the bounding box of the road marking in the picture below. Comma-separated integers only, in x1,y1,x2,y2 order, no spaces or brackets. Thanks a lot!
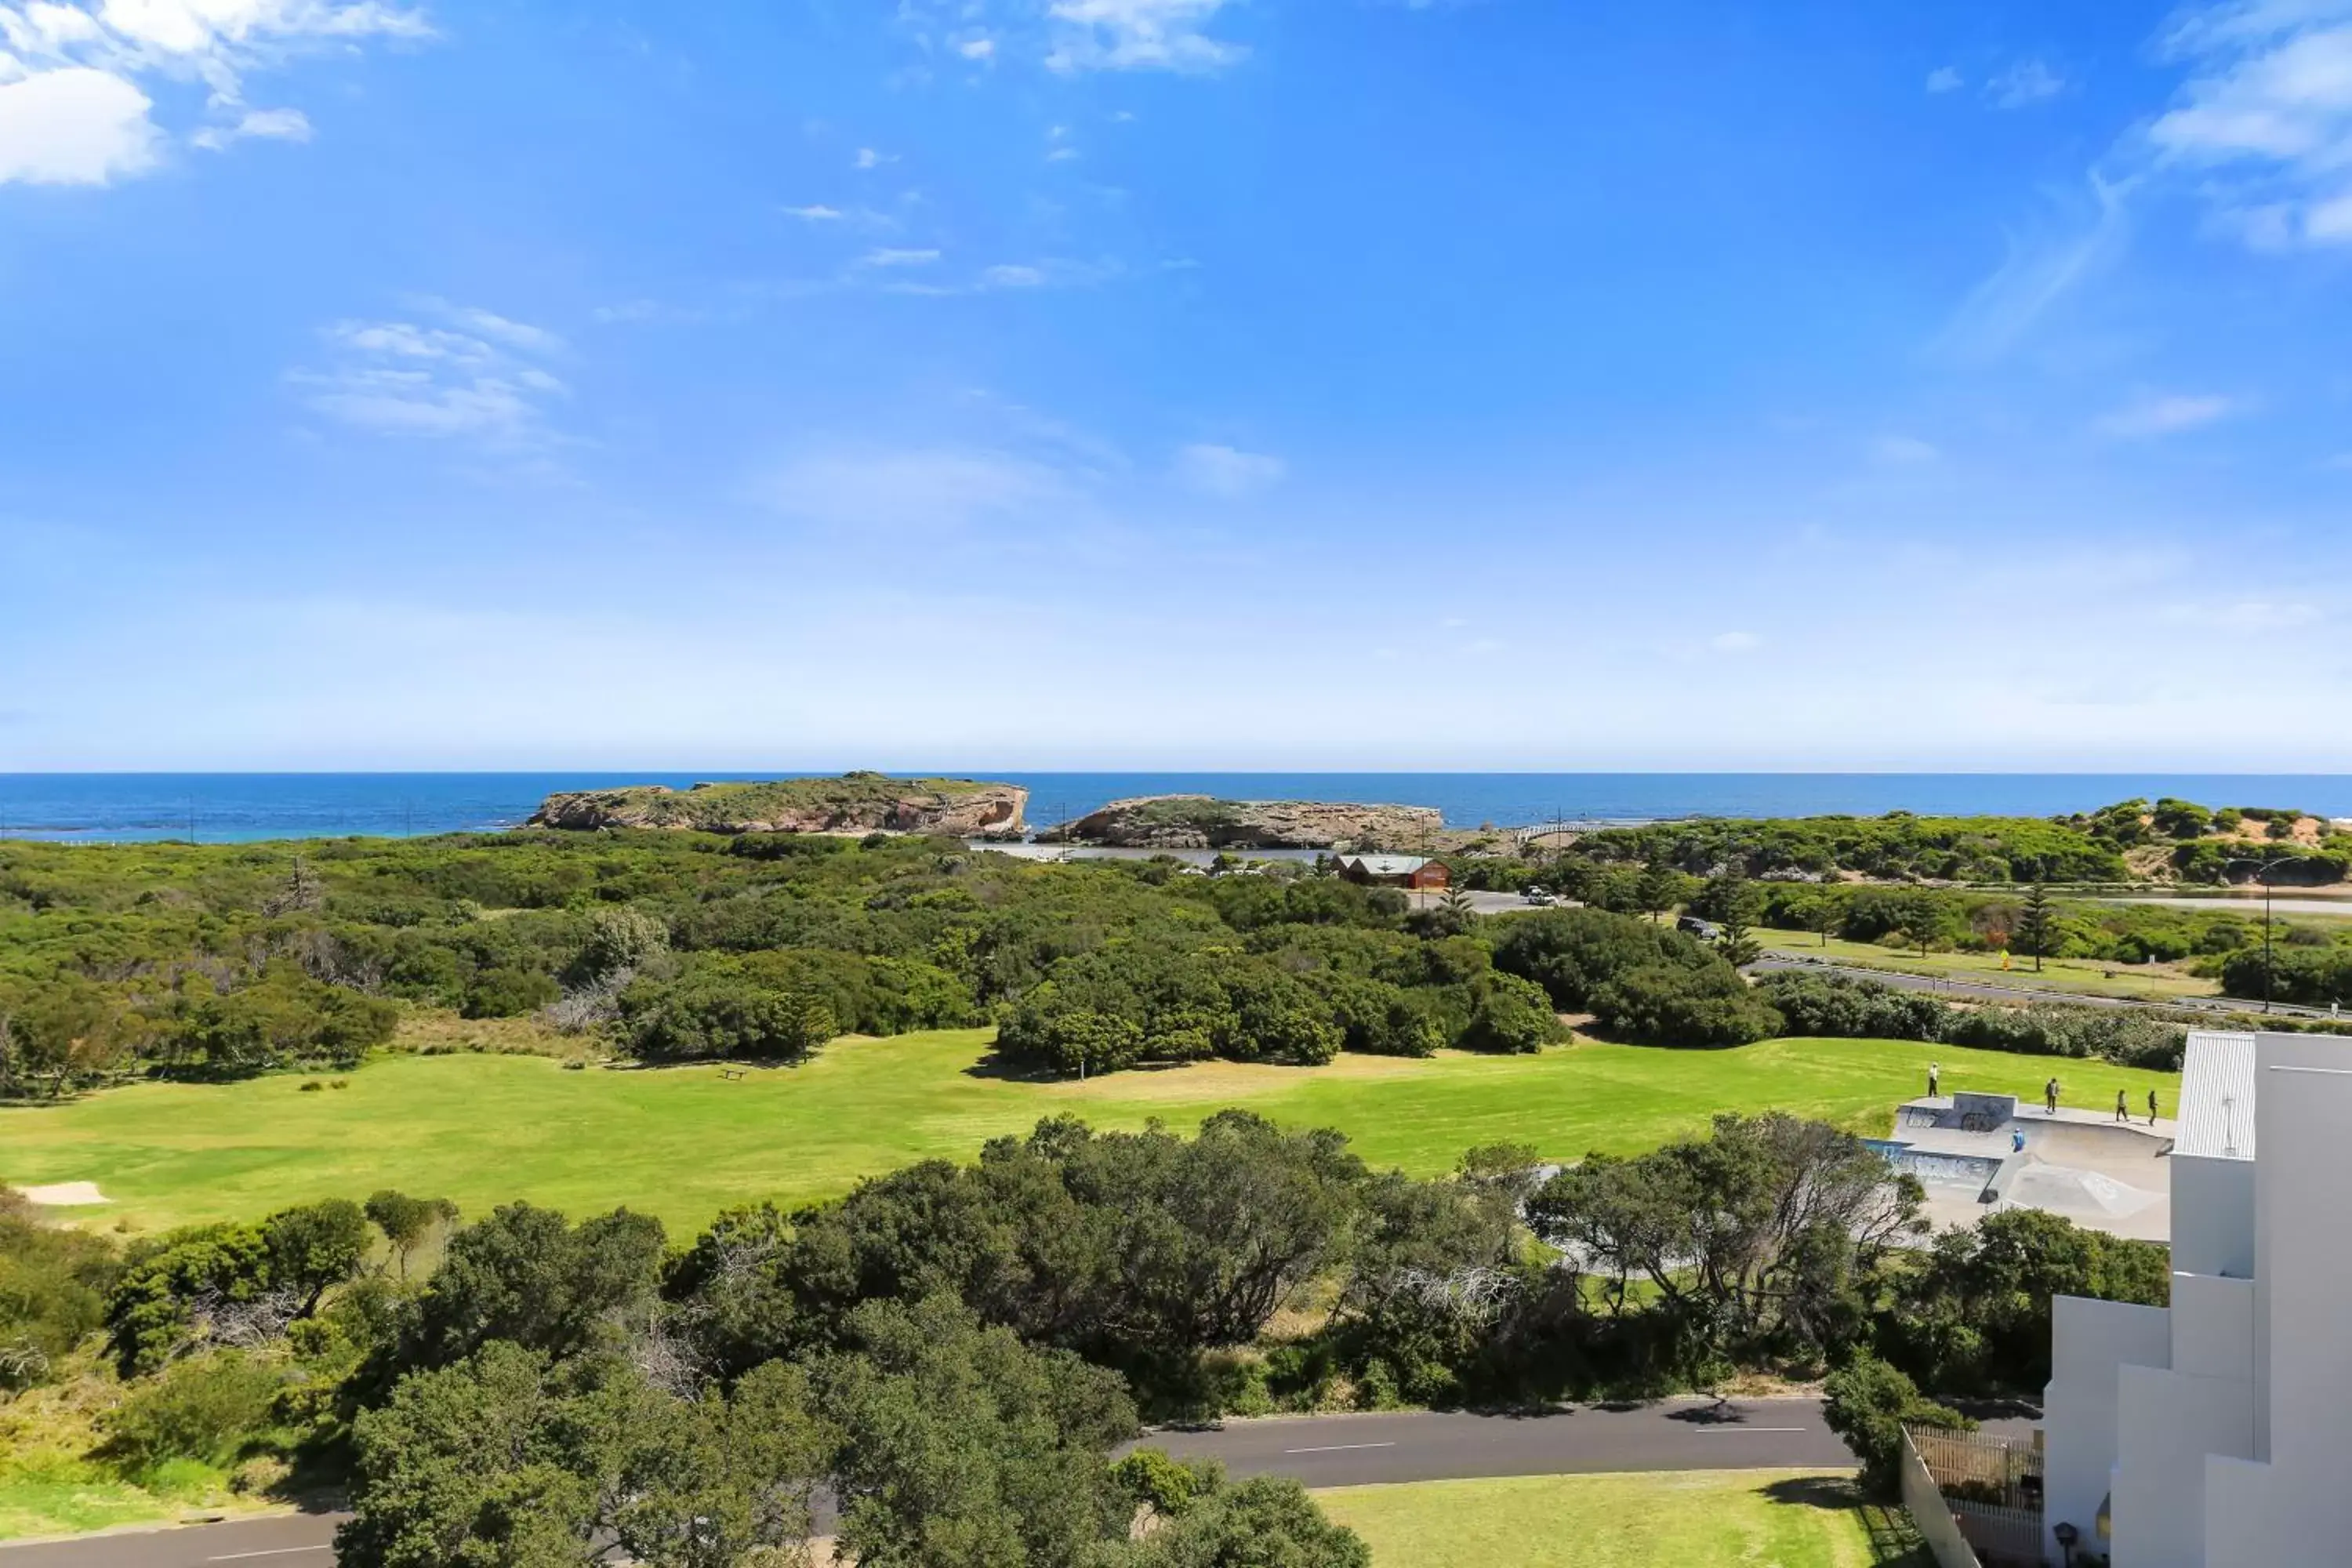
207,1549,334,1560
1282,1441,1400,1454
1693,1426,1809,1434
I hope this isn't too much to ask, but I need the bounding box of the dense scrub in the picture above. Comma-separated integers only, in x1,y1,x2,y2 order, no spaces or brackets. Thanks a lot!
0,834,1573,1092
1561,795,2347,886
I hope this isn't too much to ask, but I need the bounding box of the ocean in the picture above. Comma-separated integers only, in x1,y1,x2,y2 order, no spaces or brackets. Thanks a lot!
4,773,2351,845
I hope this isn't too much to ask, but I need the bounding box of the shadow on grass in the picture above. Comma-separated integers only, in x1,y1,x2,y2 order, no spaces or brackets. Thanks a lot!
1755,1478,1935,1567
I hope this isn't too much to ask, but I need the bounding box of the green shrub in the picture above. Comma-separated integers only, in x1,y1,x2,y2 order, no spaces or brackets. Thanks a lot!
98,1352,285,1475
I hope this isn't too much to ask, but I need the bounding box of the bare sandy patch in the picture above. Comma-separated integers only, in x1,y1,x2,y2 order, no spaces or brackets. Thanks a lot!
20,1181,109,1206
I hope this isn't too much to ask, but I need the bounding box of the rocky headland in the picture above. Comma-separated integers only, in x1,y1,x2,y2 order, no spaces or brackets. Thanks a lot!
1036,794,1446,851
528,773,1027,837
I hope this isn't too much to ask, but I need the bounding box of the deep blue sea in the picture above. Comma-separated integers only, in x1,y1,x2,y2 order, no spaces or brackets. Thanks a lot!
4,773,2351,844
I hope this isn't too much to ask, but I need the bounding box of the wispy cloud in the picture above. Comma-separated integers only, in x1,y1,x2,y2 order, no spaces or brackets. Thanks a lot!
1925,65,1963,94
2092,392,2242,438
291,301,569,448
0,0,430,185
853,147,898,169
1174,442,1285,499
2161,598,2325,632
191,105,310,151
1988,58,2066,108
2148,0,2352,248
1046,0,1244,74
785,204,844,222
1936,172,2130,361
862,247,942,267
1710,630,1763,655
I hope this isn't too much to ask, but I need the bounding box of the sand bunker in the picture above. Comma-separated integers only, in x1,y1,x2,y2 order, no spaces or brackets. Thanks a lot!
18,1181,110,1207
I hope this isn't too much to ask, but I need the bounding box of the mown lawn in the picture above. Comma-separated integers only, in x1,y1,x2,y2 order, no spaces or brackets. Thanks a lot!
1757,930,2220,1002
1315,1470,1932,1568
0,1031,2177,1236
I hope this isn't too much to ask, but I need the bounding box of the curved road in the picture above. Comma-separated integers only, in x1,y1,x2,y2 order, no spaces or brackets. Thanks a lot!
0,1396,1991,1566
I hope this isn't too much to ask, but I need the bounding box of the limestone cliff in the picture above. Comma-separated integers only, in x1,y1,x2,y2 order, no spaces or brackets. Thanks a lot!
528,774,1027,837
1037,795,1445,851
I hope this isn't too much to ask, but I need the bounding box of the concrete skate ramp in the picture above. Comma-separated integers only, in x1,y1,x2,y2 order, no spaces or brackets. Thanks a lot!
2002,1163,2164,1221
2018,1119,2170,1166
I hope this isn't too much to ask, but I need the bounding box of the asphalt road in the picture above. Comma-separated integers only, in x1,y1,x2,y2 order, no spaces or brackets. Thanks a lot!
2,1397,1946,1566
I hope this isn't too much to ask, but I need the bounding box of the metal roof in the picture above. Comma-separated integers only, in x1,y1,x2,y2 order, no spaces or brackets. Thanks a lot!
1338,855,1430,875
2175,1031,2259,1161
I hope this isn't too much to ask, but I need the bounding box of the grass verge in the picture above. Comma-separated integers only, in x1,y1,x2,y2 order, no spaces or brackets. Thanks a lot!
1313,1470,1933,1567
1758,931,2218,1003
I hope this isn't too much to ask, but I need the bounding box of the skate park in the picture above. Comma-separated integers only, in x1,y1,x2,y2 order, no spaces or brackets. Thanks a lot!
1869,1088,2177,1241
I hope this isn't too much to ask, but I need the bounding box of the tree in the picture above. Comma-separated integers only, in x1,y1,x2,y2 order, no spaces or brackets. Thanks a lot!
2016,883,2055,975
393,1204,667,1376
262,1199,371,1315
817,1295,1138,1568
365,1192,463,1280
1821,1352,1969,1499
339,1344,826,1568
1635,860,1679,924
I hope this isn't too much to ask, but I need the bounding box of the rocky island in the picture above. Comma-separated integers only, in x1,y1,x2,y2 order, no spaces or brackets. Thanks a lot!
528,773,1027,837
1037,794,1446,851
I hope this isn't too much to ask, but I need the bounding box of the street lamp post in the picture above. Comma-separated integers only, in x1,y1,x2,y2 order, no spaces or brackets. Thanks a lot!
2223,855,2302,1014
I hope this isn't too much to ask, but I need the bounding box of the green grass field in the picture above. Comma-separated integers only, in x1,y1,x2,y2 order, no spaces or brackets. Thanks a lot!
1758,930,2220,1003
1314,1470,1929,1567
0,1031,2176,1236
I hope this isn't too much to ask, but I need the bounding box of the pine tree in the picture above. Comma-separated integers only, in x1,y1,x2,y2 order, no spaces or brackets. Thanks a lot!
2017,882,2054,974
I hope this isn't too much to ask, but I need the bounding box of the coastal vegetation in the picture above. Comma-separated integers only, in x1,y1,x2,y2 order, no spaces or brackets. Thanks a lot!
1,1099,2159,1550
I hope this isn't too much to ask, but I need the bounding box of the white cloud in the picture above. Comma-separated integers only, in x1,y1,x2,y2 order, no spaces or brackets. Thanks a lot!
1174,442,1284,499
1989,58,2066,107
956,34,994,60
1046,0,1243,74
785,203,843,222
758,446,1076,530
980,263,1047,288
1711,630,1762,654
2092,392,2241,437
862,246,941,267
189,103,307,148
292,301,567,448
2148,1,2352,246
1874,434,1941,464
853,146,897,169
0,62,154,182
0,0,427,183
1926,65,1962,94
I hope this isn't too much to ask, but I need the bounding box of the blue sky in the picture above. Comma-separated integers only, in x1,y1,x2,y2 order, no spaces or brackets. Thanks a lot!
5,0,2352,771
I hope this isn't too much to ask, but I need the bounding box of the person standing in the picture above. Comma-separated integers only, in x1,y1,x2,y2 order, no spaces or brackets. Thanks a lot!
2148,1088,2160,1126
2115,1088,2129,1123
1928,1062,1940,1099
2045,1077,2059,1116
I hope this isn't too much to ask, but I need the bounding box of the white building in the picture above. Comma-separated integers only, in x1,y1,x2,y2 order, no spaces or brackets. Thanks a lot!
2042,1029,2352,1566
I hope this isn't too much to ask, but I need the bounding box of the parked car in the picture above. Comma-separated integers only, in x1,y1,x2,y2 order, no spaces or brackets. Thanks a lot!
1523,887,1555,906
1676,914,1721,942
